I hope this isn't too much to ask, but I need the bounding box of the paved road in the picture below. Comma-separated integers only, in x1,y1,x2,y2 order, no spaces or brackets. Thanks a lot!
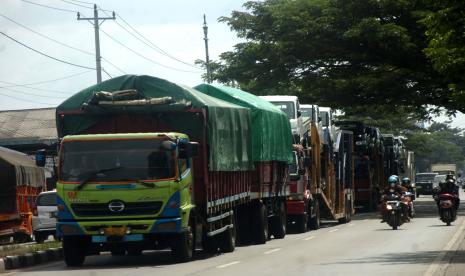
6,191,465,276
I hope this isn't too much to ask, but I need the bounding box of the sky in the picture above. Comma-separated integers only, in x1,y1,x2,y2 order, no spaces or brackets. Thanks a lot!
0,0,247,109
0,0,463,127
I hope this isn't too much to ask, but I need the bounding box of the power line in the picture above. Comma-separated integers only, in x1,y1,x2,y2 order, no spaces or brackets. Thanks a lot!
21,0,77,13
0,92,58,106
99,28,202,73
101,57,126,74
0,86,67,99
0,70,93,88
0,12,93,56
0,31,96,70
59,0,92,9
0,12,126,75
102,68,112,78
100,9,201,70
0,80,70,94
66,0,94,5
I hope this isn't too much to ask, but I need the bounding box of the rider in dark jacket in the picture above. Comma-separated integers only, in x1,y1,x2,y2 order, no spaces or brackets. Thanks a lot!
434,174,460,210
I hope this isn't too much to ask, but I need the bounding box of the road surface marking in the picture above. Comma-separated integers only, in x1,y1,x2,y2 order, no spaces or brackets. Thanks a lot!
363,219,368,221
424,218,465,276
348,223,355,226
304,236,315,241
264,248,282,255
217,261,240,268
329,229,339,233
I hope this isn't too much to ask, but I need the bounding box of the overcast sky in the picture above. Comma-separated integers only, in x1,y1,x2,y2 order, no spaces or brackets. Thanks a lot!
0,0,463,127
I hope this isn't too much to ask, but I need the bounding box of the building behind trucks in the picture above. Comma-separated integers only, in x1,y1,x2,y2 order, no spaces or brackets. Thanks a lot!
0,146,45,244
51,75,293,267
336,121,384,211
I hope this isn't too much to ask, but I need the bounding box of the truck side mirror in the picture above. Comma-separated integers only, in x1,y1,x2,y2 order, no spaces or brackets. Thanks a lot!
179,142,199,159
35,149,46,167
297,110,302,118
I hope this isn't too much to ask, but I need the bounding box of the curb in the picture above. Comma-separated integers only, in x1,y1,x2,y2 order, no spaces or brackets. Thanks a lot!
1,247,63,271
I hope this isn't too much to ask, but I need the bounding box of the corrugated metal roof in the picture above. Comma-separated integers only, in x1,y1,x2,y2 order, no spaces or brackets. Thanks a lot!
0,108,57,146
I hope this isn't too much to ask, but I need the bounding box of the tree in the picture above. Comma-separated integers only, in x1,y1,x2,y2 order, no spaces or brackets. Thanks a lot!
405,122,465,172
215,0,454,117
422,0,465,108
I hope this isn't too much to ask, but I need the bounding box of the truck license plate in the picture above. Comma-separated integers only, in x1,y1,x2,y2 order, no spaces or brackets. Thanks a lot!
104,226,126,236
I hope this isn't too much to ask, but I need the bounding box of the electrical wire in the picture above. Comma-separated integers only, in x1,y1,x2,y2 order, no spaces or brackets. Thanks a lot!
59,0,93,9
21,0,77,13
0,70,93,88
0,12,94,56
0,31,96,70
66,0,94,5
0,86,67,99
0,92,58,105
0,81,70,95
0,12,126,75
100,9,201,70
102,68,112,78
100,28,202,73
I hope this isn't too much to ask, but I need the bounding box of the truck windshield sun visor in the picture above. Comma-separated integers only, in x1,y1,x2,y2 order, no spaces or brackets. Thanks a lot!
60,139,176,183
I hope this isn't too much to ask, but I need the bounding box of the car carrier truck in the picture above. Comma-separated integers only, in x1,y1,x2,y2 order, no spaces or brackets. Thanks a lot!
51,75,293,266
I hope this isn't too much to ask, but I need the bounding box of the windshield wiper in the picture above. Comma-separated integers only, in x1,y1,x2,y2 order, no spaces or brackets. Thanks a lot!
75,166,124,190
117,178,156,188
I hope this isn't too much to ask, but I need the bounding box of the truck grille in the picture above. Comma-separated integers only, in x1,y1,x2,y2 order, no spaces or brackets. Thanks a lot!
71,201,163,217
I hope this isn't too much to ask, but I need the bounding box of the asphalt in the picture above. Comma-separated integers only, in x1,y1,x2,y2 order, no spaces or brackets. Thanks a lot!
4,191,465,276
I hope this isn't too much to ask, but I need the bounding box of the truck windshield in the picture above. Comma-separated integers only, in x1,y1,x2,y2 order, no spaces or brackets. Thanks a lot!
270,101,295,119
300,108,312,118
60,139,176,182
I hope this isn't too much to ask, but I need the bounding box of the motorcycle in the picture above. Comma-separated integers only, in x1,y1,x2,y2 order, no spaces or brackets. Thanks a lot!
438,193,457,226
403,191,415,218
383,193,405,230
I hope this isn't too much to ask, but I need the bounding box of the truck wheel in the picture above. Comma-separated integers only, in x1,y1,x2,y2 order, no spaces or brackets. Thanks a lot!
309,199,320,230
172,224,194,262
34,232,45,244
63,237,86,267
252,203,268,244
338,199,352,224
271,201,287,239
296,213,308,233
236,205,252,245
220,216,236,253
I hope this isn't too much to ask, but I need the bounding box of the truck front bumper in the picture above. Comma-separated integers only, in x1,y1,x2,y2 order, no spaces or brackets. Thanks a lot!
57,217,183,238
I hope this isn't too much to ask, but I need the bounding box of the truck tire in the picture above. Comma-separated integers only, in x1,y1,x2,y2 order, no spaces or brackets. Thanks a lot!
220,216,236,253
338,199,352,224
271,201,287,239
296,213,308,233
172,224,194,262
252,203,268,244
63,236,86,267
309,199,320,230
34,232,46,244
236,205,252,245
110,248,126,256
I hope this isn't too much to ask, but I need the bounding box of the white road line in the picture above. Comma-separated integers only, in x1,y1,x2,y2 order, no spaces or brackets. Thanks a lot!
348,223,355,226
264,248,282,255
363,219,368,221
424,218,465,276
216,261,240,268
304,236,315,241
329,229,339,233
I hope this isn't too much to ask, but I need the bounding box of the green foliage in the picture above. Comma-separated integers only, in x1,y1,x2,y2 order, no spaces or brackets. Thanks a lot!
405,122,465,172
422,0,465,108
214,0,455,117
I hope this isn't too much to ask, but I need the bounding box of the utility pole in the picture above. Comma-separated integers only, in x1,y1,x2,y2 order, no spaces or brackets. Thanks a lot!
203,14,212,84
78,4,115,84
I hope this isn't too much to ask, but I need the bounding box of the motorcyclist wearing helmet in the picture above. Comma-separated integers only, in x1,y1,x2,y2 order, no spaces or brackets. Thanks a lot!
435,175,460,210
381,175,409,222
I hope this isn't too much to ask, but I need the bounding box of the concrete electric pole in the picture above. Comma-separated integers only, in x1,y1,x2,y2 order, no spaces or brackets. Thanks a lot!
78,4,115,84
203,14,212,84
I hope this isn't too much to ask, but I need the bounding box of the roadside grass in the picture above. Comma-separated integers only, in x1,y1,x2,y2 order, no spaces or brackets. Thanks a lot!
0,241,61,258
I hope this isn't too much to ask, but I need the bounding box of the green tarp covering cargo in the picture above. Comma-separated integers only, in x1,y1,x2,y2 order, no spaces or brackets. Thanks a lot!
194,84,293,164
56,74,253,171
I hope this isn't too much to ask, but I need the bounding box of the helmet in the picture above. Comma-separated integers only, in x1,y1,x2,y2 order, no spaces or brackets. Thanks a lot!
388,175,399,184
446,173,455,180
401,177,411,185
